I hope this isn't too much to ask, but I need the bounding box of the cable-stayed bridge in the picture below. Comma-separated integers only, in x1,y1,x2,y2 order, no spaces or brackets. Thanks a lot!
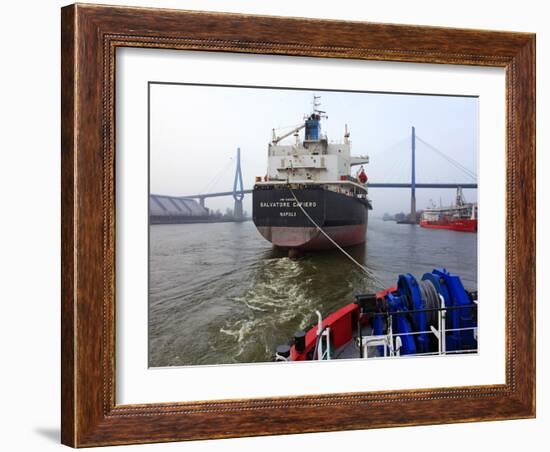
156,127,477,221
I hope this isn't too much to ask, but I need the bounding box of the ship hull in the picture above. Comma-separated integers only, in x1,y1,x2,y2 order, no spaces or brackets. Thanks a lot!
253,185,369,250
420,219,477,233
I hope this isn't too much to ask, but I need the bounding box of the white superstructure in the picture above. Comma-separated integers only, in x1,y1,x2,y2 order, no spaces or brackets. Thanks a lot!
259,97,370,199
266,121,369,182
267,130,369,183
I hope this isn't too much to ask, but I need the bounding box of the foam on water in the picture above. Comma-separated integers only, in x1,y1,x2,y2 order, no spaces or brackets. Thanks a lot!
148,219,477,366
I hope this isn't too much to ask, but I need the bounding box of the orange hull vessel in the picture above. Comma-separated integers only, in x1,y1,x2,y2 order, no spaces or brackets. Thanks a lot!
420,218,477,233
420,187,477,233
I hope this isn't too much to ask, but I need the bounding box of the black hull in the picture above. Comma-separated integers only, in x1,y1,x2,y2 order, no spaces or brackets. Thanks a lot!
252,185,370,249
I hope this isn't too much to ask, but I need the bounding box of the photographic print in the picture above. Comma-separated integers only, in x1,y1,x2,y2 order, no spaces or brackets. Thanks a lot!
148,83,478,367
61,6,536,445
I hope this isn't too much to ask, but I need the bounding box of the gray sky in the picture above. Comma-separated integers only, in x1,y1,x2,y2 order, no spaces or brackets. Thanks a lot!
149,83,478,215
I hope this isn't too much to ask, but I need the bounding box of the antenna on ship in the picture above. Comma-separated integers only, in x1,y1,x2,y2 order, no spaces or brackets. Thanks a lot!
313,95,320,110
311,95,327,117
456,186,465,206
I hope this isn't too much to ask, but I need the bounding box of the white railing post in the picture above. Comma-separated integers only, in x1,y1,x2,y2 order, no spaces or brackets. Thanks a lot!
395,336,402,356
315,310,323,360
388,314,394,356
439,295,446,355
325,327,331,360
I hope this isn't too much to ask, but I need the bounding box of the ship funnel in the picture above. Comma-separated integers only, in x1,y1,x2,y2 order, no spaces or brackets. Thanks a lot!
305,114,321,141
305,95,326,141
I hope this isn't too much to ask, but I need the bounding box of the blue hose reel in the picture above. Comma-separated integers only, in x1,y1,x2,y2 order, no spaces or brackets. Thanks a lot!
372,269,477,355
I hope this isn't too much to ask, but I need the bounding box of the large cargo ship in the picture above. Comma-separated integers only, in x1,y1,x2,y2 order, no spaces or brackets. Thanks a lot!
420,187,477,232
253,98,372,251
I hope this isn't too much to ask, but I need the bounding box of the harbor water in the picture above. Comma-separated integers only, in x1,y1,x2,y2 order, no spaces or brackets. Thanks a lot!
149,217,477,367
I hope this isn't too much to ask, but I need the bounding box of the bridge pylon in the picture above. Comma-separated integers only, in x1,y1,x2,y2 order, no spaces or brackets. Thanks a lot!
233,148,244,220
410,126,417,222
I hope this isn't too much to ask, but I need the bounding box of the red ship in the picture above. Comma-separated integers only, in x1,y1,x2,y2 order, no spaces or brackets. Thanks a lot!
420,187,477,233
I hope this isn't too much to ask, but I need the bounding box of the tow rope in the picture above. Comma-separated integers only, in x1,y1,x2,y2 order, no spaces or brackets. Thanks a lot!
288,186,385,290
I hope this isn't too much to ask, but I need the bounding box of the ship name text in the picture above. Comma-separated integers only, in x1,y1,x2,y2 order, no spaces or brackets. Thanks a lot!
259,201,317,208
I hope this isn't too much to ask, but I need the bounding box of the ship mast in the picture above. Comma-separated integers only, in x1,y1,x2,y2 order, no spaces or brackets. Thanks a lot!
456,186,465,206
312,95,324,114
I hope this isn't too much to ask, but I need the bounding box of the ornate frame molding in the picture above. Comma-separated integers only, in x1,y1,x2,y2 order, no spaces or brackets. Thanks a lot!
61,4,535,446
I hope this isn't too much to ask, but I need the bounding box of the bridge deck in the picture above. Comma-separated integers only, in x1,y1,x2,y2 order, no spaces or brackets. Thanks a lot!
178,183,478,199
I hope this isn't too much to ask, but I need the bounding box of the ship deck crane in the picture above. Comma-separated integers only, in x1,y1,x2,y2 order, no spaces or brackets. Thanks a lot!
271,123,306,144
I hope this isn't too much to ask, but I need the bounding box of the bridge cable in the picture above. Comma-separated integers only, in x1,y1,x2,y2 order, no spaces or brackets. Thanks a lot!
368,137,410,183
367,137,410,160
198,157,234,194
416,136,477,180
288,186,386,290
390,146,411,183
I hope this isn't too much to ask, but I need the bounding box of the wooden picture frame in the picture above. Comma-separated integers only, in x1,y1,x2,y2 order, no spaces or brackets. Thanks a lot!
61,3,536,447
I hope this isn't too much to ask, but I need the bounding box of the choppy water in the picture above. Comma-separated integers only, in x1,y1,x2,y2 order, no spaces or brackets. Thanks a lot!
148,218,477,366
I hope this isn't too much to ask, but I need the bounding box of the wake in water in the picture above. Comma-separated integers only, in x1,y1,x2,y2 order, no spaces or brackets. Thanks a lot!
217,251,381,363
148,220,476,367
